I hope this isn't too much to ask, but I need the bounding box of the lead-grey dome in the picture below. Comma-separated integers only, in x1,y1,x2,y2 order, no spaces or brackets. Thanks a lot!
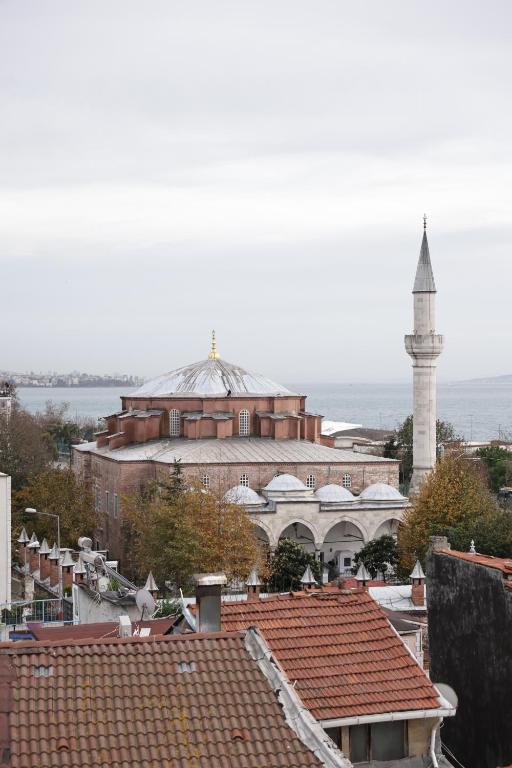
359,483,407,502
264,474,307,492
315,484,355,502
224,485,266,505
131,358,294,398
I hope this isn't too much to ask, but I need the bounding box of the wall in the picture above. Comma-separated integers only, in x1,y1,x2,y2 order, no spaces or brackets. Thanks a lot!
427,551,512,768
0,474,11,604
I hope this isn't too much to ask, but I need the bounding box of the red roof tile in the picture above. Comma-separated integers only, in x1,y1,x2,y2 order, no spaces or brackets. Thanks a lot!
216,592,441,721
1,631,329,768
26,617,175,641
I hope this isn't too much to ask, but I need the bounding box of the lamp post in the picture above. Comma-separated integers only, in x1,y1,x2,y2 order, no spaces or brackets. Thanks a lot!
26,507,62,610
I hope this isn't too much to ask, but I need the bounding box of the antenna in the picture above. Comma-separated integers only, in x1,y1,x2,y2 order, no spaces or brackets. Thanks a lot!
135,588,156,620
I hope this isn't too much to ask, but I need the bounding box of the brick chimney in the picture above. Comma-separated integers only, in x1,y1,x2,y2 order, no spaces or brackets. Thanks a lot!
355,562,371,592
409,559,426,607
17,528,29,572
73,559,87,584
38,539,51,582
194,573,227,633
300,564,317,592
48,544,60,588
27,536,40,575
246,568,262,602
144,571,159,598
61,550,75,592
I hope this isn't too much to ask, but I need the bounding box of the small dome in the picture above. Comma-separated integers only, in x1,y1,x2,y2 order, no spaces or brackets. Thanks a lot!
264,474,307,492
315,484,355,503
359,483,406,501
224,485,266,505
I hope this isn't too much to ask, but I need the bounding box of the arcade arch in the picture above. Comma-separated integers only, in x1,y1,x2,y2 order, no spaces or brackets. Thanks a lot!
279,521,317,554
373,518,401,540
321,520,366,576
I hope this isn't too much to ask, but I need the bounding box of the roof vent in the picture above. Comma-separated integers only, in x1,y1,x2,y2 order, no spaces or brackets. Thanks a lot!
33,665,53,677
177,660,196,674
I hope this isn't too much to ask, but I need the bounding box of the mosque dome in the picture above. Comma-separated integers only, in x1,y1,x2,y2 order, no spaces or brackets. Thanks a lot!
264,474,307,492
359,483,407,502
224,485,266,505
131,334,294,398
314,484,355,502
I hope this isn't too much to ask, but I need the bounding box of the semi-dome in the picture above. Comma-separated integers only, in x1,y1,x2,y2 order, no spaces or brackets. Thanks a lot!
131,358,294,399
224,485,266,505
264,474,307,492
359,483,407,502
314,484,355,503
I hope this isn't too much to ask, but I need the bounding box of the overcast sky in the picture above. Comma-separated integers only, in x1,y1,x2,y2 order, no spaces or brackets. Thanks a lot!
1,1,511,383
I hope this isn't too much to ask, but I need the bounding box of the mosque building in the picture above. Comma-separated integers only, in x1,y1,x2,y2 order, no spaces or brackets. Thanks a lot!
74,222,439,571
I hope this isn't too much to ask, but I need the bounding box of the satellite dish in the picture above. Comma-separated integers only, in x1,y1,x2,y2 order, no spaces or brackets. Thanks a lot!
136,589,156,620
435,683,458,709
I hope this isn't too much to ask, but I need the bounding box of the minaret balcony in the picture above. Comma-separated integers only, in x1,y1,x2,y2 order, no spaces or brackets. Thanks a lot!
404,333,444,360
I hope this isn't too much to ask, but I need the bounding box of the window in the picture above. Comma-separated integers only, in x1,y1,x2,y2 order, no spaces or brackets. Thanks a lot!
239,409,250,436
240,473,249,487
94,484,100,513
343,557,351,568
113,494,119,519
306,474,316,489
342,473,352,488
201,475,210,490
324,727,341,749
169,409,180,437
105,490,110,514
349,722,406,763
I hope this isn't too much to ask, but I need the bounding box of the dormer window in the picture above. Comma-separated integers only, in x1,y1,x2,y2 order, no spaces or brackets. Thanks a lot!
169,409,180,437
239,409,250,436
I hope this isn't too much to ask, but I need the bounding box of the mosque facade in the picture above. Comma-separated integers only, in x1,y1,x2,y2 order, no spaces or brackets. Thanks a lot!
73,334,400,561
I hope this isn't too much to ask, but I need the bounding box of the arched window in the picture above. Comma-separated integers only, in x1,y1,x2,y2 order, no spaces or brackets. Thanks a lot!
342,473,352,488
169,409,180,437
240,473,249,487
239,409,250,436
201,474,210,490
306,474,316,489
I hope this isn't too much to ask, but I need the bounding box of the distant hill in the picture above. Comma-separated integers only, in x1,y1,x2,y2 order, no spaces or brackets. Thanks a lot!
455,374,512,386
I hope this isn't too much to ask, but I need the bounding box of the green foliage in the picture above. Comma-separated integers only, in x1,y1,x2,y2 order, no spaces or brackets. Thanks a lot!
0,404,54,490
153,599,181,618
477,446,512,493
268,538,322,592
399,454,502,572
353,535,397,581
395,415,458,486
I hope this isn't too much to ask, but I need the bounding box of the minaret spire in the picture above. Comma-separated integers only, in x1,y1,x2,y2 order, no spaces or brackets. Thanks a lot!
208,330,220,360
404,219,444,492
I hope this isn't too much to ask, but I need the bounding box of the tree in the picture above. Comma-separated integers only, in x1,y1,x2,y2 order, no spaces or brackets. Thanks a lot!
0,404,54,490
398,454,500,573
268,538,322,592
353,535,397,581
394,415,458,486
13,467,96,548
122,483,266,591
477,446,512,493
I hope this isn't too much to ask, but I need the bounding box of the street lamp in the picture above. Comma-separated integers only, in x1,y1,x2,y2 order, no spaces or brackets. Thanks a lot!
26,508,62,607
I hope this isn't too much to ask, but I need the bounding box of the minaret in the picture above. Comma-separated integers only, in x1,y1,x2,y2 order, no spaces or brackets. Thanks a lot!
405,217,444,492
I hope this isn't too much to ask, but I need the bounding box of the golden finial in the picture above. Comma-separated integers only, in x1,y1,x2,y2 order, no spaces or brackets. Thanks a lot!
423,213,427,231
208,329,220,360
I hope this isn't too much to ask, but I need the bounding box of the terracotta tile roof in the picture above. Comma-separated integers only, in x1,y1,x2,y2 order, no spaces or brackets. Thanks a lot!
1,630,330,768
437,547,512,576
25,617,175,641
216,592,441,721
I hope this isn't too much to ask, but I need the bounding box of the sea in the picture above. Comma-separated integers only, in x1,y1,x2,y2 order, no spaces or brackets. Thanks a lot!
17,381,512,442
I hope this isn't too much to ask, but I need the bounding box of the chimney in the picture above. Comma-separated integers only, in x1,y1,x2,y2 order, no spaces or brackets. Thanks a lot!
38,539,51,582
17,528,29,571
409,559,426,607
144,571,159,597
355,562,371,592
118,615,132,637
27,536,40,575
245,568,262,602
73,558,87,584
428,535,451,553
300,564,317,591
61,550,75,592
48,544,60,588
194,573,227,633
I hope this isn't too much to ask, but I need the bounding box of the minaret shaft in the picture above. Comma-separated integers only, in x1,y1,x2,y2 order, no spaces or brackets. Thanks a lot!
404,227,443,492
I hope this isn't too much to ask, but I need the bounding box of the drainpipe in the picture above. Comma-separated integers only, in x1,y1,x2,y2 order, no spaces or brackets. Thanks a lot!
430,717,442,768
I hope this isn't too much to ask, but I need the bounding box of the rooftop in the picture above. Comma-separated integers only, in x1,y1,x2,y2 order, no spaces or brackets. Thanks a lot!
208,591,443,722
435,547,512,583
75,437,397,465
1,630,344,768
